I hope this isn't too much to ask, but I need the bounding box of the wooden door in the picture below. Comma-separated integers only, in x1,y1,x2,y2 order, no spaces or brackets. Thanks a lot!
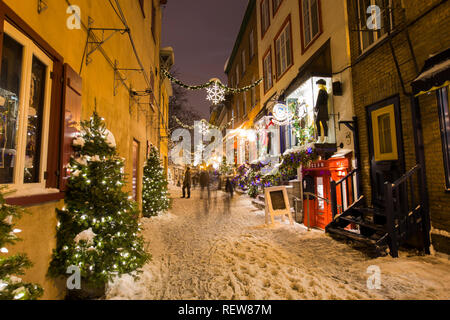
367,96,405,208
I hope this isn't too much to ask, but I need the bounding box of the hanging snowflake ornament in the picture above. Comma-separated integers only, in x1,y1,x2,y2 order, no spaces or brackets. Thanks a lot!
206,80,226,105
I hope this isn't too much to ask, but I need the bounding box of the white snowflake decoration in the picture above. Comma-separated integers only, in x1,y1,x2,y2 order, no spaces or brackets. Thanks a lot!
206,81,226,105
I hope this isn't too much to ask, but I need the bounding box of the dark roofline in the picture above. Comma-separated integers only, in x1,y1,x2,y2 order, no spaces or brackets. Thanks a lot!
224,0,256,74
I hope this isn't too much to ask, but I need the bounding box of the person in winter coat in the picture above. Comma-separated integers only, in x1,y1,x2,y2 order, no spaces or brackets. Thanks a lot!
182,166,191,198
225,178,234,198
199,168,210,200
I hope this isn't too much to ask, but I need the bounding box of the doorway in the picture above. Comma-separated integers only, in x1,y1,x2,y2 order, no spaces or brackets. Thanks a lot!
367,96,405,208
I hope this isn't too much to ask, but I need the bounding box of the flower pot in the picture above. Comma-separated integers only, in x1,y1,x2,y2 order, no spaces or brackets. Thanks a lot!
65,278,106,300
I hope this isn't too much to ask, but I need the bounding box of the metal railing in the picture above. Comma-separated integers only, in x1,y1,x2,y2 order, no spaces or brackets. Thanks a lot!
385,164,423,258
330,168,361,219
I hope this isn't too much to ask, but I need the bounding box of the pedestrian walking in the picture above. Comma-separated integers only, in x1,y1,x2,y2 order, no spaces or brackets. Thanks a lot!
182,166,191,198
199,168,210,200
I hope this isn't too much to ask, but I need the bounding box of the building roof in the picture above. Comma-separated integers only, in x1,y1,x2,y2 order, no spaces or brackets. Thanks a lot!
224,0,255,74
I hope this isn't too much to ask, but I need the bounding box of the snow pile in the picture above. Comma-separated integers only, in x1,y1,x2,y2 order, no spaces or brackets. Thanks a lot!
107,187,450,300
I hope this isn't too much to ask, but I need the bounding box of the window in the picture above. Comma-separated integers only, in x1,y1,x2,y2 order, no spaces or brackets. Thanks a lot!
132,139,140,200
235,65,240,85
242,50,246,75
251,76,256,107
242,93,247,116
371,104,398,161
357,0,393,51
261,0,270,37
273,0,283,15
438,86,450,190
249,30,255,59
263,49,273,92
236,98,240,118
0,23,53,192
301,0,322,51
275,18,293,79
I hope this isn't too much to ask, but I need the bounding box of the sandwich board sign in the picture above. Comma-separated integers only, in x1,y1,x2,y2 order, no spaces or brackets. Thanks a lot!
264,186,293,226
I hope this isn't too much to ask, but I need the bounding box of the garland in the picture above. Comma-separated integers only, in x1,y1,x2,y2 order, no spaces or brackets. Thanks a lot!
172,116,234,131
162,69,263,94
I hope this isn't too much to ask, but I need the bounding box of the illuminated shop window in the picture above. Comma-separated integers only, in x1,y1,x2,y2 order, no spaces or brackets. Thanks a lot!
0,22,53,193
285,77,336,146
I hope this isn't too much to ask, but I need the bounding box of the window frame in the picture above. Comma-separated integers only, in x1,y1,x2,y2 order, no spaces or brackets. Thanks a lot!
356,0,394,53
242,92,247,117
249,29,255,60
272,0,284,17
274,15,293,82
262,47,273,94
0,22,54,196
242,49,246,75
437,86,450,191
260,0,271,39
371,103,398,162
299,0,323,54
235,65,240,86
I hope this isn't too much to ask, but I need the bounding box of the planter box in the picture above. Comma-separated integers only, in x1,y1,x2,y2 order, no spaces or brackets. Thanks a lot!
65,279,106,300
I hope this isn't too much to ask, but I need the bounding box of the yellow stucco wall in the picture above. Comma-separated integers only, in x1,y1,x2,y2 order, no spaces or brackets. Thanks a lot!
3,0,167,299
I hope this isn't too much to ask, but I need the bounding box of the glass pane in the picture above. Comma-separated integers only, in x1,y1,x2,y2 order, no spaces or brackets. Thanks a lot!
378,113,393,154
303,0,311,45
24,56,47,183
311,0,319,37
0,34,23,184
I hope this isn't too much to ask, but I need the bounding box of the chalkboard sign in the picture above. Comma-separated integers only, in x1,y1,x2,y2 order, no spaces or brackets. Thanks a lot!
270,190,287,210
264,186,293,226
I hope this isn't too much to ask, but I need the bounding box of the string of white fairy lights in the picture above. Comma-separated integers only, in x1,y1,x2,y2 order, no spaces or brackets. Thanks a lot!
162,69,263,105
172,116,235,131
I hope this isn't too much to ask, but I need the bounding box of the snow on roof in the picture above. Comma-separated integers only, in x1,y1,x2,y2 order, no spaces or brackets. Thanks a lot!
414,58,450,82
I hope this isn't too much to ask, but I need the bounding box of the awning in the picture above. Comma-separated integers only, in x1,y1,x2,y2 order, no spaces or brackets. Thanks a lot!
412,47,450,97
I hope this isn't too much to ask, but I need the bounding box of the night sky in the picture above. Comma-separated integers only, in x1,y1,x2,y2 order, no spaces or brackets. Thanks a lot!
161,0,248,119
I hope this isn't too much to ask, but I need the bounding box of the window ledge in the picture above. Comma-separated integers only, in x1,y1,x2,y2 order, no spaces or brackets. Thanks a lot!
5,188,64,206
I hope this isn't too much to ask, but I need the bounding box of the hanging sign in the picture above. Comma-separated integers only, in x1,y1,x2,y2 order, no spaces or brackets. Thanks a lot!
272,103,292,126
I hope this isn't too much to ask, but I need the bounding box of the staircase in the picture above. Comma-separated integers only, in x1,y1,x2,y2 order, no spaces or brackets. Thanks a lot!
326,202,390,256
326,165,430,257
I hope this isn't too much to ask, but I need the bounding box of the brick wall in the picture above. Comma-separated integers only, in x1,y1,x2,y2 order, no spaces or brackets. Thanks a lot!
347,0,450,252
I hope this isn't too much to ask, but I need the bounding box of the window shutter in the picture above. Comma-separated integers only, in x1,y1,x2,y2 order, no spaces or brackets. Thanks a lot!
60,63,82,191
45,60,64,189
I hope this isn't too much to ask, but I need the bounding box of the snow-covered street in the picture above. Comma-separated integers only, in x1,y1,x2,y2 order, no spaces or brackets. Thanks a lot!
106,186,450,300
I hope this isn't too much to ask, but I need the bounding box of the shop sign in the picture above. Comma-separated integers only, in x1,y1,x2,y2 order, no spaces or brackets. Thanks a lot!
264,186,294,226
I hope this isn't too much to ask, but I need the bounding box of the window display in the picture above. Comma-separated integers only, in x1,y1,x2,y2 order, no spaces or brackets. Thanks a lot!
285,76,336,147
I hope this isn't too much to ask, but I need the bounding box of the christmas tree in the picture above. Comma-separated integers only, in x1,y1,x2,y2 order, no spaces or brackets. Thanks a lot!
0,187,43,300
142,145,170,217
49,112,150,289
219,156,232,176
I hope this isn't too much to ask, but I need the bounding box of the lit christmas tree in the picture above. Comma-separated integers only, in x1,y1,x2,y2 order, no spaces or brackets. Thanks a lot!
142,145,170,217
49,112,150,293
0,187,43,300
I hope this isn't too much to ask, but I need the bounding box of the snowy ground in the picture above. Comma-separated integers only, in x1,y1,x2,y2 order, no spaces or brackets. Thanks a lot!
107,186,450,300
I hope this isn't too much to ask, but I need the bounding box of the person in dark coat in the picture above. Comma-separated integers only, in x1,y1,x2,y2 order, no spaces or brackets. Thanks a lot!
199,168,210,200
314,79,329,143
182,166,191,198
225,178,234,198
